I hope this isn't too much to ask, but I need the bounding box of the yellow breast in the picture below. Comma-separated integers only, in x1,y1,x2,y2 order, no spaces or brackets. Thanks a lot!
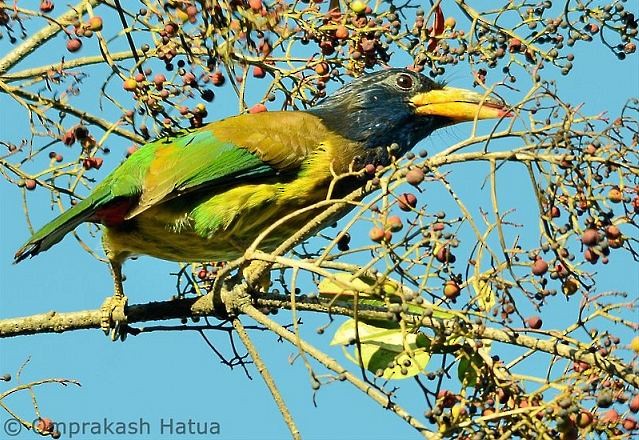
103,138,358,263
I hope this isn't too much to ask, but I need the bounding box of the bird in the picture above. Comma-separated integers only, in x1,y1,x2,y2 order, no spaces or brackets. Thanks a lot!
14,68,508,338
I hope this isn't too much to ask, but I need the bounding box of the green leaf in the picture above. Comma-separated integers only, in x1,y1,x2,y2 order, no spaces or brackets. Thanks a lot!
331,319,431,380
457,354,483,388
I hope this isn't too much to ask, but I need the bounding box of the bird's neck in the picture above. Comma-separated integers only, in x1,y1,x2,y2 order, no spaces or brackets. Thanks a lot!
306,107,432,155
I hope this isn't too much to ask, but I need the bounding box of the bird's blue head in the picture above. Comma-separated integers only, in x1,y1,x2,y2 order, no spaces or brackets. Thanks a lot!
308,68,508,157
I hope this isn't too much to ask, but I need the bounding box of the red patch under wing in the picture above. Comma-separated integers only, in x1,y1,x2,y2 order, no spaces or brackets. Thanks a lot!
91,198,135,227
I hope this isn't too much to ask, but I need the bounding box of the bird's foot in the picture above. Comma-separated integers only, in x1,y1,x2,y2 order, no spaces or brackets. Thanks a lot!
100,294,128,342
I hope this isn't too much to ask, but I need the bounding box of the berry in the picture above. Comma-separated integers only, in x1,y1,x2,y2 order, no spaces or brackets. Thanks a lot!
436,247,455,263
581,228,599,246
584,248,599,264
35,418,54,434
153,73,166,87
40,1,54,13
605,225,621,239
369,226,385,242
597,392,614,408
386,216,403,232
601,409,619,423
398,193,417,211
123,78,137,91
249,0,262,11
88,16,103,31
443,281,460,299
405,168,424,186
252,66,266,78
350,0,366,14
66,38,82,52
210,71,225,86
25,179,37,190
531,258,548,276
335,25,349,39
562,278,578,296
525,316,542,329
607,187,623,203
576,411,593,428
337,232,351,251
248,103,267,114
314,62,329,76
623,418,637,431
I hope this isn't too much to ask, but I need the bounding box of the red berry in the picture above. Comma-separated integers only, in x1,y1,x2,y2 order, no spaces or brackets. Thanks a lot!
252,66,266,78
335,25,349,39
249,0,262,10
584,248,599,264
601,409,619,424
531,258,548,276
629,395,639,413
436,247,455,263
35,418,54,434
364,163,376,175
164,22,178,35
405,168,424,186
210,71,225,86
25,179,37,190
573,361,589,373
186,5,198,17
386,216,403,232
432,222,445,232
153,73,166,87
398,193,417,211
248,103,267,114
40,0,54,13
508,38,522,52
126,146,138,157
623,417,637,431
525,316,542,329
581,228,599,246
182,72,196,85
66,38,82,53
369,226,385,243
605,225,621,239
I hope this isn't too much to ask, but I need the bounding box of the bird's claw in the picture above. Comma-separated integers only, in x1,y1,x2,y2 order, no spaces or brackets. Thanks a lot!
100,294,128,342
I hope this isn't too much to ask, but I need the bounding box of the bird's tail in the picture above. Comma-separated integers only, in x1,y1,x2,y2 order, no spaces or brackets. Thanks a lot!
14,197,97,263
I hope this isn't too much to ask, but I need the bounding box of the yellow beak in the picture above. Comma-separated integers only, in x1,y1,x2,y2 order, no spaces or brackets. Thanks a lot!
410,87,511,122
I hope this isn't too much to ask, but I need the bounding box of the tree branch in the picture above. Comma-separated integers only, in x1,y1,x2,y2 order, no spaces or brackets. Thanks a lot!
232,317,301,440
1,291,636,390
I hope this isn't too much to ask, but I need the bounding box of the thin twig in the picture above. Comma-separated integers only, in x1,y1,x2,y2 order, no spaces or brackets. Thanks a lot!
232,318,301,440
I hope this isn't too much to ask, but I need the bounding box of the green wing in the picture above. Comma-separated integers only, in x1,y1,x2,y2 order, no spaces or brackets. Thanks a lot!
14,111,327,261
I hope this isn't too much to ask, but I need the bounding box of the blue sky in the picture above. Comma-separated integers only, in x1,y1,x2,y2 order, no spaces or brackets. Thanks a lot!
1,2,638,439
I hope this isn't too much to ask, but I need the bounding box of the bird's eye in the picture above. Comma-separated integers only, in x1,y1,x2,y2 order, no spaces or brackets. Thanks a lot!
395,74,414,90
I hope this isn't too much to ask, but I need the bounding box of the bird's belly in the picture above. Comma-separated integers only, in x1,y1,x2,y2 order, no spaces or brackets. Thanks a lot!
103,179,334,263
